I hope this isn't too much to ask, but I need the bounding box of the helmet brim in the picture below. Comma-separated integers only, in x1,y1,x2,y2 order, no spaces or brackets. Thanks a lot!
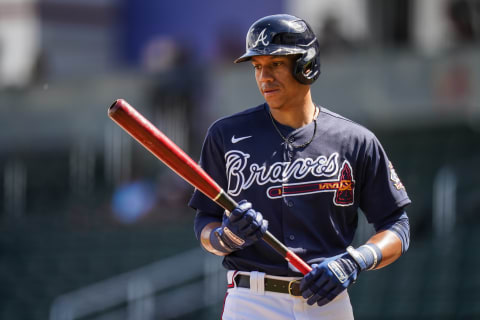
234,46,306,64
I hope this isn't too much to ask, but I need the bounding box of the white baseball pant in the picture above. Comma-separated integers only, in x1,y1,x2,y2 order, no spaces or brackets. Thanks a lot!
222,271,354,320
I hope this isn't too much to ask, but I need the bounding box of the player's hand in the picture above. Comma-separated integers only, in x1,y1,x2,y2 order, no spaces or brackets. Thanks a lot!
300,252,360,307
215,200,268,251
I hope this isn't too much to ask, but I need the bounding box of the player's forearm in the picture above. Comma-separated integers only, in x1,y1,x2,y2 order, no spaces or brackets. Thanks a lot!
200,222,230,256
366,229,403,269
367,210,410,269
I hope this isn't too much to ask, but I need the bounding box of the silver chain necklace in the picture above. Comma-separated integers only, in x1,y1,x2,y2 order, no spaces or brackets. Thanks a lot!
268,106,319,149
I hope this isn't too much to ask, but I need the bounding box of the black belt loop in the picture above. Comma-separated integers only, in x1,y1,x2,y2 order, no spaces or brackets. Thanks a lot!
233,274,302,297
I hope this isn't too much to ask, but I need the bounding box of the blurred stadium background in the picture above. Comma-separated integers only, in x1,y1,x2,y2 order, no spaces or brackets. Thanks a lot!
1,0,479,319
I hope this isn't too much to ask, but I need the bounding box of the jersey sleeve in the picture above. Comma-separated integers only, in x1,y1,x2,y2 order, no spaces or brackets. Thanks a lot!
359,135,411,225
188,125,227,236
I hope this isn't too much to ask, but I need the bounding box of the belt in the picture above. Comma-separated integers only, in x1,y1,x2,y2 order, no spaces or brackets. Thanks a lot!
234,274,302,297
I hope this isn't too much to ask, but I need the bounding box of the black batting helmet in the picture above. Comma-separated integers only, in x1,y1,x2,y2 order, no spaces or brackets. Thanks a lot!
234,14,321,85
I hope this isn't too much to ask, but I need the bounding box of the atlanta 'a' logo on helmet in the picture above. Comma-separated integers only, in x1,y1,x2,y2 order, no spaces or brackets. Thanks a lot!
252,28,270,48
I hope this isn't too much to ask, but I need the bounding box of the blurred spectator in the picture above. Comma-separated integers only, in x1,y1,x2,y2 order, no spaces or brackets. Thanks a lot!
447,0,479,44
287,0,368,51
141,36,184,74
435,62,472,111
111,179,157,224
318,15,355,55
216,22,245,62
413,0,479,54
0,0,40,89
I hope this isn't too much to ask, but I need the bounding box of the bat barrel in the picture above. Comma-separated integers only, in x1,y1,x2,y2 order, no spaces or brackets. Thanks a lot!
108,99,223,202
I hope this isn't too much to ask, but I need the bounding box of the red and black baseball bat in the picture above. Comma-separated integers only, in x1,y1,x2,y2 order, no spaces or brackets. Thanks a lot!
108,99,312,275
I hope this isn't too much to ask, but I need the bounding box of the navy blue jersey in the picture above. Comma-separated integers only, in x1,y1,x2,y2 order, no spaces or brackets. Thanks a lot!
189,103,411,276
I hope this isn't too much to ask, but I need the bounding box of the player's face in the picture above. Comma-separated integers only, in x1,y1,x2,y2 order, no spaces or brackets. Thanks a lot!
251,55,308,110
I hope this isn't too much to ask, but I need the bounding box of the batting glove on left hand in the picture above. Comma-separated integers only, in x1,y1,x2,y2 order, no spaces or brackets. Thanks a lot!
300,252,360,307
215,200,268,251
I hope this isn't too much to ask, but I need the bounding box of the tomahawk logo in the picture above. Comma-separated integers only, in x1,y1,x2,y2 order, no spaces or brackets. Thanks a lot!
266,161,355,206
252,28,270,48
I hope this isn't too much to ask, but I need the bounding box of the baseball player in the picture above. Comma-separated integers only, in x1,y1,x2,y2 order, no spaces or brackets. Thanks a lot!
189,14,411,320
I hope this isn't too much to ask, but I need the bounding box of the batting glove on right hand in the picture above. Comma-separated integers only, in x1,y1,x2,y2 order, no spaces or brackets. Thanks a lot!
300,252,360,307
300,244,382,306
215,200,268,251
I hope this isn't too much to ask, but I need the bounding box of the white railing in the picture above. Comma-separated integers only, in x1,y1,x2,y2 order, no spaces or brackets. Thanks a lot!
49,248,227,320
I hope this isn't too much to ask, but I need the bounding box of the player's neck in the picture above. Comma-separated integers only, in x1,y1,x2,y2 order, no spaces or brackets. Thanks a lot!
268,94,316,129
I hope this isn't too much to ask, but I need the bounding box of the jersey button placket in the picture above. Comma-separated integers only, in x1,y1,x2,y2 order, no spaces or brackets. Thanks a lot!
281,156,292,246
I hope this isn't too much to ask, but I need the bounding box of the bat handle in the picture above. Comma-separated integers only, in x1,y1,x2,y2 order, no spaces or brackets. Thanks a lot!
263,231,312,275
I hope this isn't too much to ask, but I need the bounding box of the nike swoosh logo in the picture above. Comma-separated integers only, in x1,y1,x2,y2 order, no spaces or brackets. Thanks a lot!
231,135,252,144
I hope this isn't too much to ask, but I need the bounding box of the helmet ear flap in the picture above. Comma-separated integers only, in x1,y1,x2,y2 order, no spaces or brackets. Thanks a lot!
294,51,321,85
